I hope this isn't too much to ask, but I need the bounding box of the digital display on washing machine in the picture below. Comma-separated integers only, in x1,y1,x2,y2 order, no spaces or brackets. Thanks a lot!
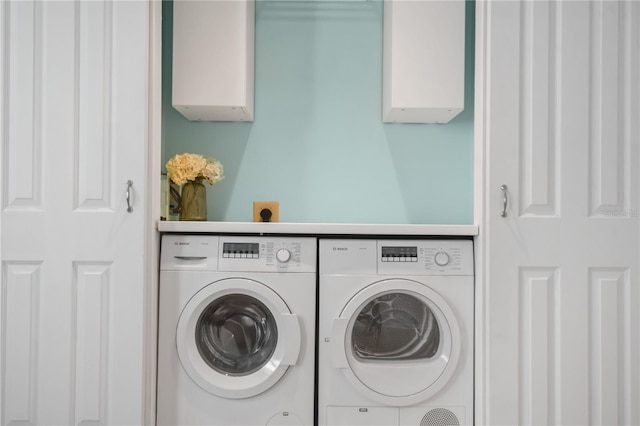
222,242,260,258
381,246,418,262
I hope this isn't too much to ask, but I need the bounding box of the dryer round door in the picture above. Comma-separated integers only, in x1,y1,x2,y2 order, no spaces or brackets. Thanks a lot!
331,279,461,406
177,278,301,399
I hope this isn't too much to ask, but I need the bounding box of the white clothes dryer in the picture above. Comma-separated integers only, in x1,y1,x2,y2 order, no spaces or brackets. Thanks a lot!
157,235,317,426
318,239,473,426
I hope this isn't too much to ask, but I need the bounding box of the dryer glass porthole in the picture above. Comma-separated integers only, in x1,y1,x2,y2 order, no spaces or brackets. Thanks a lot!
351,292,440,361
195,294,278,376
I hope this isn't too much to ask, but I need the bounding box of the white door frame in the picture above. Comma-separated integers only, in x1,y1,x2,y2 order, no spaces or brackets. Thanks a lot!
146,1,490,421
144,0,163,424
473,0,488,424
135,1,491,423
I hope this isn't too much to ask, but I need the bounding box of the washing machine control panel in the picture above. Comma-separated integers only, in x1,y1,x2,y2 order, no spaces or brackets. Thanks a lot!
218,236,316,273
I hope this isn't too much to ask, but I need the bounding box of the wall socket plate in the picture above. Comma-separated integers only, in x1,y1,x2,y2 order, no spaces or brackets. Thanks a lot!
253,201,279,222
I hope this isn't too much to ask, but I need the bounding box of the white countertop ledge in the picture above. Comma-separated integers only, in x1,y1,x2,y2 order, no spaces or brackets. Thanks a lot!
157,221,478,236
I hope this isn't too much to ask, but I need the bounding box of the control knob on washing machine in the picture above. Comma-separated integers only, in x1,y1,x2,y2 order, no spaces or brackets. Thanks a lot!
434,251,450,266
276,248,292,263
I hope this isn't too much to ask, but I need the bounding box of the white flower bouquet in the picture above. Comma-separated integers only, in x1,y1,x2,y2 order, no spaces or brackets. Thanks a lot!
166,153,224,186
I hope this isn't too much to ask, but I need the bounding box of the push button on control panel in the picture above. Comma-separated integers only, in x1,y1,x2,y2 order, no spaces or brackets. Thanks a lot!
222,242,260,259
381,246,418,262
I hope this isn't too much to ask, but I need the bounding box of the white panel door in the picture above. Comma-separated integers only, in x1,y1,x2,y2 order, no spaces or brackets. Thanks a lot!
480,1,639,424
0,1,148,425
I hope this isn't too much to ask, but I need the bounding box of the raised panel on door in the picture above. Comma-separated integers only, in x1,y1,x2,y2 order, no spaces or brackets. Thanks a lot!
482,1,640,424
0,1,148,424
1,262,41,425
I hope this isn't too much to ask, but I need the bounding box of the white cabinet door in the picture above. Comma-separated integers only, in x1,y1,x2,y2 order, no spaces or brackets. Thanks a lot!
479,1,639,424
0,1,148,424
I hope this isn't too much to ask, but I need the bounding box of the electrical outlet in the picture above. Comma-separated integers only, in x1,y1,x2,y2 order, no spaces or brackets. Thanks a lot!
253,201,279,222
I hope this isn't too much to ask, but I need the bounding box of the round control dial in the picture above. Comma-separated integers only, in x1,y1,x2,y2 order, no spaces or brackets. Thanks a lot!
276,248,292,263
434,251,450,267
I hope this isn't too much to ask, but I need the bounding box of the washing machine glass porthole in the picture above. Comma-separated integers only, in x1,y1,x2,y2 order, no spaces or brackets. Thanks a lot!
351,291,440,361
195,294,278,376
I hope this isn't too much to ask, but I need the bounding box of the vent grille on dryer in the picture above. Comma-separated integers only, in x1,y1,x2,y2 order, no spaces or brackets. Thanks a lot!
420,408,460,426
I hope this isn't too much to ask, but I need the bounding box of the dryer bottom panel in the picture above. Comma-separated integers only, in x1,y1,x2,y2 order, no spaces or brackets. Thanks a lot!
326,406,466,426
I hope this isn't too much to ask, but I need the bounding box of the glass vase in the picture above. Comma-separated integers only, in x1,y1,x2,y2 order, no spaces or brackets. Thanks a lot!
180,177,207,221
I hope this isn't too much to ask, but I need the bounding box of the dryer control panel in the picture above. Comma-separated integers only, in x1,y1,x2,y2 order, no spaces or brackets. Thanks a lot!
319,239,473,276
378,240,473,275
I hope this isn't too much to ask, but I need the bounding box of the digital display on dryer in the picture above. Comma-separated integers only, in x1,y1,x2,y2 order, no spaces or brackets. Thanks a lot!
222,243,260,258
381,246,418,262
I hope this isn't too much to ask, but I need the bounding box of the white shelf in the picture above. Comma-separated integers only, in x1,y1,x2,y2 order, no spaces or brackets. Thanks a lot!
157,221,478,236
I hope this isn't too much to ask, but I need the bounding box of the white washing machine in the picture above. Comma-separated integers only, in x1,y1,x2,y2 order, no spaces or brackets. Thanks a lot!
318,239,473,426
157,235,317,426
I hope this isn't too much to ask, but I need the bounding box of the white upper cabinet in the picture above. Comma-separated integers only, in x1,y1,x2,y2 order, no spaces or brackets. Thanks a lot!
382,0,465,124
172,0,255,122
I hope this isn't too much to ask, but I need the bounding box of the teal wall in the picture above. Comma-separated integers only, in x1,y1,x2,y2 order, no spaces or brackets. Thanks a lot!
162,1,475,224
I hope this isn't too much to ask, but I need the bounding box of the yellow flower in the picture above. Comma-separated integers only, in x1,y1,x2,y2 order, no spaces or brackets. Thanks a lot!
166,153,224,186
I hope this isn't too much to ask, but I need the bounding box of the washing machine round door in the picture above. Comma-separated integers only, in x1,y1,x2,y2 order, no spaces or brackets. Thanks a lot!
177,278,301,399
331,279,461,406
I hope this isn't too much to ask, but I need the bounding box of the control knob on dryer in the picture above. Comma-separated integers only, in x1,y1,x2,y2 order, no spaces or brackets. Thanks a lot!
276,248,292,263
434,251,450,266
